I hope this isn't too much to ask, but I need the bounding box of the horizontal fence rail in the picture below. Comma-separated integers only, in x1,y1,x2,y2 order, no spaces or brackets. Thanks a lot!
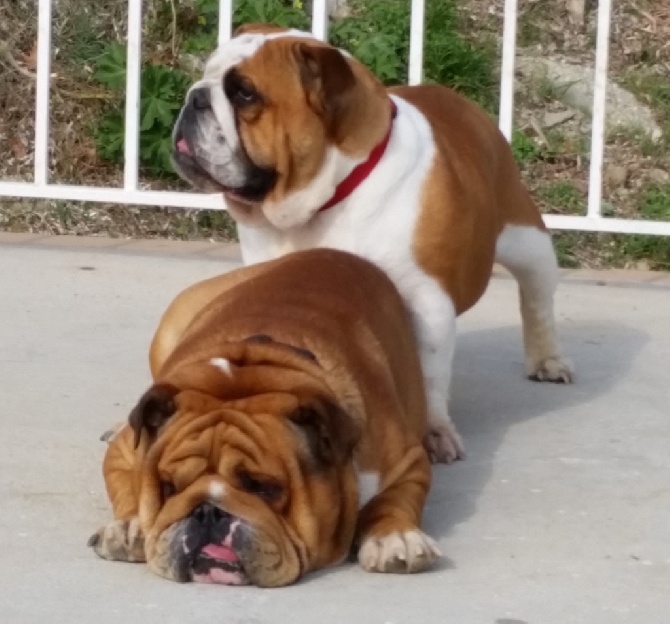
1,0,669,236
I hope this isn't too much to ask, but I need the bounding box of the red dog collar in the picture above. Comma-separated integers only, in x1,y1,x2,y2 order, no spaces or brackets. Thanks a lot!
318,100,398,213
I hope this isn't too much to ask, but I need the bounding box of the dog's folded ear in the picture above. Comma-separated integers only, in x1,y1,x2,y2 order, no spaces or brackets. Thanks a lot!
289,396,359,467
292,42,357,140
128,383,179,449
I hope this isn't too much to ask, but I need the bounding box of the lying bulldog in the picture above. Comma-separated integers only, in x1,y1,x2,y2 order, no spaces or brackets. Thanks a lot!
89,249,439,587
171,24,573,464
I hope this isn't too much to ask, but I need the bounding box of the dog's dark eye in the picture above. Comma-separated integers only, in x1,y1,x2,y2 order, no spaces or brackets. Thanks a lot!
237,470,283,503
232,84,258,106
161,481,177,500
230,83,259,107
224,71,260,108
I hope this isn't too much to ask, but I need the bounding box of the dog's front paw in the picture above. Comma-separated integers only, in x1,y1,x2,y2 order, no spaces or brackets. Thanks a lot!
423,417,465,464
528,356,573,384
358,529,441,573
88,517,146,562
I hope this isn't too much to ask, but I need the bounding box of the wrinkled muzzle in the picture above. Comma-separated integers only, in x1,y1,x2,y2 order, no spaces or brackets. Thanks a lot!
148,502,250,585
145,500,303,588
171,83,276,203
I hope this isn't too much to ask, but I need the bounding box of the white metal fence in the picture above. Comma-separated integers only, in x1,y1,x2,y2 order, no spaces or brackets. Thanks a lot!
1,0,668,236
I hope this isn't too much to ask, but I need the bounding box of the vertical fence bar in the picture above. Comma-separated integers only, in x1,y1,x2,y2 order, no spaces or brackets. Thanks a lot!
123,0,143,191
311,0,329,41
587,0,612,219
498,0,518,142
408,0,425,85
34,0,53,185
218,0,233,46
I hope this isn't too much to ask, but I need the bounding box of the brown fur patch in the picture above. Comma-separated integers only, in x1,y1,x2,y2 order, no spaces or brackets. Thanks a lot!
227,37,390,205
391,85,546,314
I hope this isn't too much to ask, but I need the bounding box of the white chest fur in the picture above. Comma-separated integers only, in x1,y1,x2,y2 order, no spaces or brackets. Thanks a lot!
236,95,435,281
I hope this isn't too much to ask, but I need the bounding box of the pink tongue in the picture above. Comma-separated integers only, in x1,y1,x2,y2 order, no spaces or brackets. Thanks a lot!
201,543,239,562
176,138,191,155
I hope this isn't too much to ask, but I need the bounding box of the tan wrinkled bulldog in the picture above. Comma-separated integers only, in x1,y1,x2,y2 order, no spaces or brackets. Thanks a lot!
89,249,439,587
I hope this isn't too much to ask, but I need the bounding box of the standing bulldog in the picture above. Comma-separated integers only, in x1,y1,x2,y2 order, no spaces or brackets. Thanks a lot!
90,249,439,587
171,24,573,464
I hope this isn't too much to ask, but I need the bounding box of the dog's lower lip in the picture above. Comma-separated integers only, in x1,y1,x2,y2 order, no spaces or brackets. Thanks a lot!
173,149,249,199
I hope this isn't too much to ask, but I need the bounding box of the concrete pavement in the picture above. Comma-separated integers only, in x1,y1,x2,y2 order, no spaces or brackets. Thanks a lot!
0,234,668,624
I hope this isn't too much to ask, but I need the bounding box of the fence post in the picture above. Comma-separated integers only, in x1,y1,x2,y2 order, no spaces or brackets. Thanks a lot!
499,0,518,142
587,0,613,219
123,0,143,191
218,0,233,46
34,0,53,186
408,0,425,85
311,0,329,40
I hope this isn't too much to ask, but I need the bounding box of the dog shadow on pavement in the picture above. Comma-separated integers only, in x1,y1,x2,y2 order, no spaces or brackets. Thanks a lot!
423,320,648,544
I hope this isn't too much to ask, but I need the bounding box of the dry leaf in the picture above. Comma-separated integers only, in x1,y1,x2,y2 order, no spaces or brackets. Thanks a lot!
23,42,38,71
9,136,27,160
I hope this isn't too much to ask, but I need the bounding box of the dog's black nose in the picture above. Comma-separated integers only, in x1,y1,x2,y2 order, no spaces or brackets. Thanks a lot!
189,86,211,111
192,503,226,526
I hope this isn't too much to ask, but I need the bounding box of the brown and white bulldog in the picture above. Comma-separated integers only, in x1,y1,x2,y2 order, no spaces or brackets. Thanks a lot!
171,24,574,465
89,249,439,587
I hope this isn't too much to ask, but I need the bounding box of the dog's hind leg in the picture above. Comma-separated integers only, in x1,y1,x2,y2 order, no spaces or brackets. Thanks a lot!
495,223,573,383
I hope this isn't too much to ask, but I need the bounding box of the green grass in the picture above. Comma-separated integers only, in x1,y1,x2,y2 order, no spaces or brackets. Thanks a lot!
194,210,237,239
53,202,75,230
330,0,496,110
92,52,192,176
614,235,670,270
619,70,670,155
88,0,497,176
56,15,107,68
182,0,310,54
511,130,541,164
511,128,588,166
552,232,583,269
540,181,585,214
607,125,667,158
549,180,670,271
545,130,589,158
639,183,670,221
517,1,553,48
553,231,670,271
552,179,670,270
